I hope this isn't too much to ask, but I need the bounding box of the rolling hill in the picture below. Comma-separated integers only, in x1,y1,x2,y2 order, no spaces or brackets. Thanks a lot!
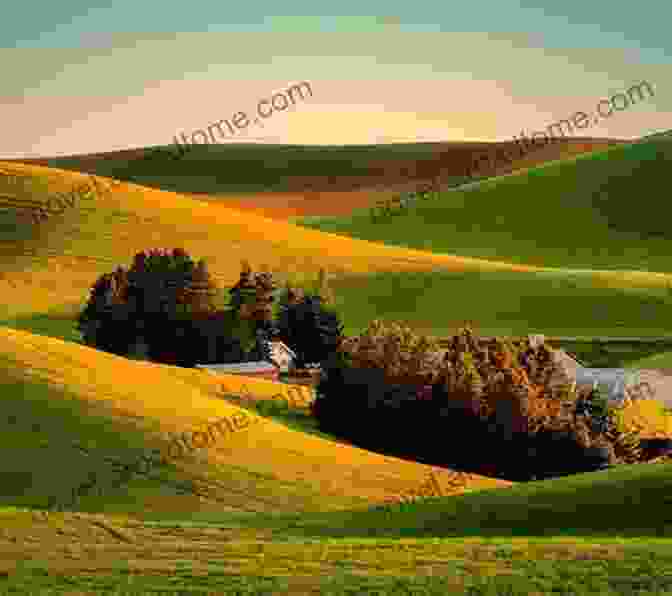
2,154,672,341
0,141,671,594
0,325,512,518
296,135,672,274
7,138,625,200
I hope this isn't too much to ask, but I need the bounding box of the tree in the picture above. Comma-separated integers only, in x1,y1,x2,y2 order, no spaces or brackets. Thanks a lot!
218,261,282,363
77,267,134,355
182,259,218,316
77,248,223,365
276,290,344,369
228,260,257,312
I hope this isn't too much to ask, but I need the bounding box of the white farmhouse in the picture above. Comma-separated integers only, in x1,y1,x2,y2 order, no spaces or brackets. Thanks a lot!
269,340,297,373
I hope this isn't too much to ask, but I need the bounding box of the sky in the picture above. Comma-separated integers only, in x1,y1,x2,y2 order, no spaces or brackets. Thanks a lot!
0,1,670,158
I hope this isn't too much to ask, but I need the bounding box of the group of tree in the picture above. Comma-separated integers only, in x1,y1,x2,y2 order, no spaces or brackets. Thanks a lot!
77,249,344,369
312,321,652,481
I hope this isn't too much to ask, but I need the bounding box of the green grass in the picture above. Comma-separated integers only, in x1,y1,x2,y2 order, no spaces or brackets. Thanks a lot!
327,269,672,339
553,340,672,368
0,312,83,345
7,268,672,361
628,350,672,369
150,462,672,540
68,463,669,595
6,137,672,595
0,375,192,513
5,550,672,595
296,136,672,273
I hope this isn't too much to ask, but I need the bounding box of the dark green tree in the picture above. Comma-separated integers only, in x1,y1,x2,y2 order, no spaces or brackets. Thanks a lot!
77,248,222,365
276,282,344,368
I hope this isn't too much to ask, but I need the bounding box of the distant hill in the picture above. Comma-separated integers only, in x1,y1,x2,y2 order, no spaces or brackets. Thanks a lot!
638,129,672,142
5,138,627,196
296,135,672,274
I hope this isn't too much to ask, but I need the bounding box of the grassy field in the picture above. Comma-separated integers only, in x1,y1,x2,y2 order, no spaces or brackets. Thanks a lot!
552,340,672,368
0,137,672,594
327,268,672,339
296,135,672,274
4,154,672,340
9,266,672,354
1,462,671,594
630,350,672,368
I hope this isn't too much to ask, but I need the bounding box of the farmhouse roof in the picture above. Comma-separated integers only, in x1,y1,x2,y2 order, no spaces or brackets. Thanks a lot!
271,340,297,357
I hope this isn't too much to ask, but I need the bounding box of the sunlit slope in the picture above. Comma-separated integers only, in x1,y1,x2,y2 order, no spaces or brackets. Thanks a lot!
297,136,672,273
1,161,672,323
0,327,513,516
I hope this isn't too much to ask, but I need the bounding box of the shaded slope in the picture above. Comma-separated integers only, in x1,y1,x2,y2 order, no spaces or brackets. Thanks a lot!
297,136,672,273
184,188,404,221
7,138,625,196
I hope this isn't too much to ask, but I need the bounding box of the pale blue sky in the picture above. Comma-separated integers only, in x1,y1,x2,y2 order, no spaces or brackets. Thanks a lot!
3,0,670,61
1,2,669,157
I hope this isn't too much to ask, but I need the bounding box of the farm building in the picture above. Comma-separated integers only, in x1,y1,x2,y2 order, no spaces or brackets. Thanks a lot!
195,361,280,382
269,340,297,373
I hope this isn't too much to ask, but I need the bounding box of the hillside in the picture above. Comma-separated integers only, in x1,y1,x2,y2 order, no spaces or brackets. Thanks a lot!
1,150,672,595
0,326,512,518
2,160,672,342
0,326,669,595
7,138,625,200
296,135,672,274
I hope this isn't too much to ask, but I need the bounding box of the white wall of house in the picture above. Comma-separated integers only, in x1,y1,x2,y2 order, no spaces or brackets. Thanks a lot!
270,341,296,372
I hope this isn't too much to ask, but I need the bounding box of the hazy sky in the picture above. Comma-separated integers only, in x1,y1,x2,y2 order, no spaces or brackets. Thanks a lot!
1,1,669,158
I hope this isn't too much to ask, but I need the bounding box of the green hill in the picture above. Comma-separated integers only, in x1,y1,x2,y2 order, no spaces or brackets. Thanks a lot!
296,136,672,273
185,461,672,540
7,138,622,196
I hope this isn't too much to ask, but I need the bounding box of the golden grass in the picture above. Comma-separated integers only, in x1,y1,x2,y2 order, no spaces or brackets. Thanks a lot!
2,161,672,322
0,326,513,517
614,399,672,438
